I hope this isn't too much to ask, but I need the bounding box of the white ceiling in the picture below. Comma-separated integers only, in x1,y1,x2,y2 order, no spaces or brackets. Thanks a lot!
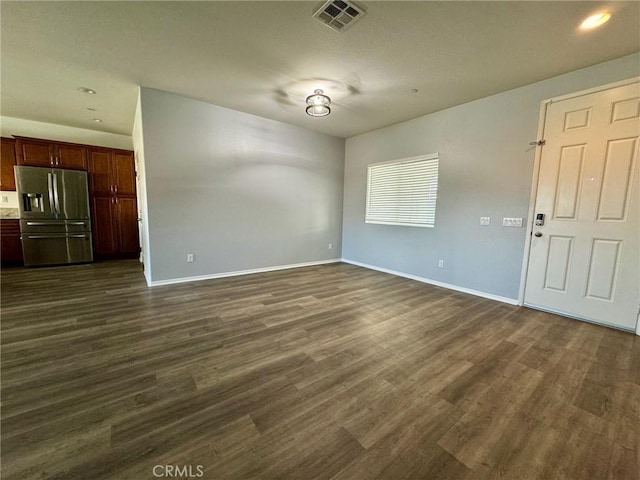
1,1,639,139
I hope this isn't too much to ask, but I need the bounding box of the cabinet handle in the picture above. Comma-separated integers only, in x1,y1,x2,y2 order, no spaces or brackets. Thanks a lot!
50,155,54,166
115,185,118,193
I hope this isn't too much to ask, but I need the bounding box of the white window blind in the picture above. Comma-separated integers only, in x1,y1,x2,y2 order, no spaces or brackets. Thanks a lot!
366,154,439,228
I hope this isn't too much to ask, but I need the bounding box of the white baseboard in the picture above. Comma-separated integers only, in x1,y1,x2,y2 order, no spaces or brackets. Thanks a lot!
148,258,342,287
341,258,519,306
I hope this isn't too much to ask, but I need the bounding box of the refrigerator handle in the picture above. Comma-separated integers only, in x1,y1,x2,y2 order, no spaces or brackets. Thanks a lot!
47,172,56,216
52,172,60,217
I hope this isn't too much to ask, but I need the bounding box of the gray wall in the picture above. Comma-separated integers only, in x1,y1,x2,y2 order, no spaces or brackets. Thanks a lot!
140,88,345,283
132,91,151,283
342,53,640,301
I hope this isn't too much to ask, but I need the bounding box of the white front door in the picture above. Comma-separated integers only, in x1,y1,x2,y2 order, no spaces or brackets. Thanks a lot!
524,80,640,331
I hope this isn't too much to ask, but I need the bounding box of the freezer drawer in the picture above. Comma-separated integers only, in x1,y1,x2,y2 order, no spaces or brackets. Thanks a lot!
21,233,93,266
20,219,91,234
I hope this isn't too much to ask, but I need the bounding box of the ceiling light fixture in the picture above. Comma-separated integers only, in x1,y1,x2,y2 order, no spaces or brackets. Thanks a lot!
306,89,331,117
580,12,611,30
78,87,97,94
93,118,103,123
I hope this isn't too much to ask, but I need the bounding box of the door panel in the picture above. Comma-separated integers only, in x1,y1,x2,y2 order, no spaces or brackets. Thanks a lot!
88,150,113,195
21,233,92,266
611,97,640,122
543,236,573,292
56,169,90,220
1,138,17,191
18,139,53,167
585,239,621,301
596,137,636,220
525,81,639,331
114,152,136,195
554,144,585,219
116,197,139,254
91,196,116,256
563,108,591,131
14,166,55,219
56,144,87,170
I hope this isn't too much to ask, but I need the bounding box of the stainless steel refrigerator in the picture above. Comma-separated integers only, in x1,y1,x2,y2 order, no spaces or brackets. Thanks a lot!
15,166,93,266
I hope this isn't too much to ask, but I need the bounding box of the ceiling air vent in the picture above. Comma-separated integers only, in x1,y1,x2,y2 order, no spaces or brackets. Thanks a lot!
312,0,366,32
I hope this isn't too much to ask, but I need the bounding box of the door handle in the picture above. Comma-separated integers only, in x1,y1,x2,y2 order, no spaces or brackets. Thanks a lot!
26,234,89,239
47,172,55,213
52,172,60,216
534,232,543,237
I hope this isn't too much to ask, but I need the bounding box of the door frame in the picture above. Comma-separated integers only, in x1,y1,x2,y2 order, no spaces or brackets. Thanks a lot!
517,76,640,335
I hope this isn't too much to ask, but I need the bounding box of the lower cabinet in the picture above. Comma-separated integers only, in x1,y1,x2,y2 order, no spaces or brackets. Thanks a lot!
1,219,23,265
91,195,139,257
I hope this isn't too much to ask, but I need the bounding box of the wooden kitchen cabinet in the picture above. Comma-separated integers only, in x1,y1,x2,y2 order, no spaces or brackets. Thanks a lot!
88,147,138,258
15,137,87,170
1,137,17,191
91,195,139,257
1,219,23,265
88,148,135,195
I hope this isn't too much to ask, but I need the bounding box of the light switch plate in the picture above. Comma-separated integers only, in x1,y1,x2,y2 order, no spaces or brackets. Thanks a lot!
502,217,523,227
480,216,490,226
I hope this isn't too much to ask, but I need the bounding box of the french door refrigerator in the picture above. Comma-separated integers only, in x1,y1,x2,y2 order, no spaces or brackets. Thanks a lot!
15,165,93,266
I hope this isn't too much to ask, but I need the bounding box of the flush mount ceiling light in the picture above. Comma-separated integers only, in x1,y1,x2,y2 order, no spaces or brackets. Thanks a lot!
92,118,103,123
78,87,96,94
306,89,331,117
580,12,611,30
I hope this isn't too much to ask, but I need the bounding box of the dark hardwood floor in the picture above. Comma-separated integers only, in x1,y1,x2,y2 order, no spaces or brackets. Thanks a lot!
1,260,639,479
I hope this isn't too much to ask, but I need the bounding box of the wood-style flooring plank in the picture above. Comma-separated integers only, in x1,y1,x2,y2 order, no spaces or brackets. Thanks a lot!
1,259,639,479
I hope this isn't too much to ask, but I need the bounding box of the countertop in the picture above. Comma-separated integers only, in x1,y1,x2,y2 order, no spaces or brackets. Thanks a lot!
0,208,20,219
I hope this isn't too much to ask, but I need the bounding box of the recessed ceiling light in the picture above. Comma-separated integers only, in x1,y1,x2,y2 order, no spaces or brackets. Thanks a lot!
580,12,611,30
93,118,103,123
78,87,96,94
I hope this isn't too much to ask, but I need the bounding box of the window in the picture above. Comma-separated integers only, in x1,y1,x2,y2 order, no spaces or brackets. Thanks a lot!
366,154,439,228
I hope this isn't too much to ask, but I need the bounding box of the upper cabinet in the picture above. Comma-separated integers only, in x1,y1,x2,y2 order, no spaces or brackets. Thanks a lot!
1,137,17,191
88,148,135,196
15,137,87,170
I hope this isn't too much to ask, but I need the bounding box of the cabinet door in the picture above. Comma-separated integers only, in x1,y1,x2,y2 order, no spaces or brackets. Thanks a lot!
1,138,17,191
17,138,54,167
0,219,23,264
88,150,113,195
91,196,117,256
113,152,136,195
115,196,139,255
55,144,87,170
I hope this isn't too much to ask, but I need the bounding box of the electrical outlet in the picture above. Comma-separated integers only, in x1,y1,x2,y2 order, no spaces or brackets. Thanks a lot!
328,242,333,250
186,253,194,263
1,195,8,203
438,259,444,268
480,216,490,226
